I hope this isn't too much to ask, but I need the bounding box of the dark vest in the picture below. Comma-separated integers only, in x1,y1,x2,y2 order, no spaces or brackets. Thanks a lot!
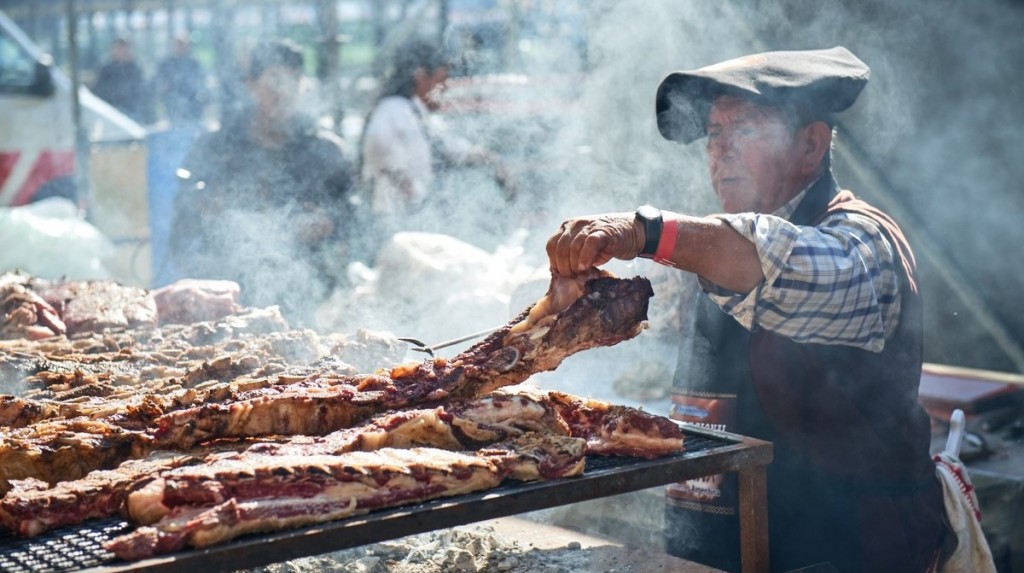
667,174,944,573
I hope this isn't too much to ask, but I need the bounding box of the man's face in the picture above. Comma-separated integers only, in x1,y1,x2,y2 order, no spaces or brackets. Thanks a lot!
705,96,805,214
172,38,190,57
112,42,132,62
249,65,301,123
417,66,450,111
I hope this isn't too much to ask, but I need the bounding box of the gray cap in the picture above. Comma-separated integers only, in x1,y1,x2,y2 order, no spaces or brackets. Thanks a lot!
655,46,870,143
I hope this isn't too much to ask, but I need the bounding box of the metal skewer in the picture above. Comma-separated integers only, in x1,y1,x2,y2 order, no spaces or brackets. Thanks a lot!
398,326,502,358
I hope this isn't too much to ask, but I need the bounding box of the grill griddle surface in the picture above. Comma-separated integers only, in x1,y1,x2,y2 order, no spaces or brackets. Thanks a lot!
0,428,759,573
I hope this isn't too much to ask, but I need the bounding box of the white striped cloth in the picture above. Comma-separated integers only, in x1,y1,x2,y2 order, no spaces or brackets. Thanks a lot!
933,452,997,572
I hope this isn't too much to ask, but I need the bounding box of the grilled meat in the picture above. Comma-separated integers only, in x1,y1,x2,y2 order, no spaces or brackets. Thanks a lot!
0,385,681,539
0,451,200,536
484,385,685,458
152,275,653,449
151,279,242,326
547,391,685,458
107,434,586,559
450,274,653,399
0,278,66,341
0,418,151,494
33,279,157,336
0,271,676,561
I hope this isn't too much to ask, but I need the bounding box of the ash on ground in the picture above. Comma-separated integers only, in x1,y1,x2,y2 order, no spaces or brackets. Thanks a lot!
241,523,594,573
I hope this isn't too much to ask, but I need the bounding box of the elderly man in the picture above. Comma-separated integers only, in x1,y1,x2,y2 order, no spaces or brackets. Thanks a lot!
546,47,947,572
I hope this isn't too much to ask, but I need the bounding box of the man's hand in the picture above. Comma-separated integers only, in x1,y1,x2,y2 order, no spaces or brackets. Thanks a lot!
546,212,644,277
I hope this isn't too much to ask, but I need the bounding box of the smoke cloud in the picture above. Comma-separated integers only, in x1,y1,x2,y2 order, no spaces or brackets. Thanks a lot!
110,0,1020,394
330,0,1024,381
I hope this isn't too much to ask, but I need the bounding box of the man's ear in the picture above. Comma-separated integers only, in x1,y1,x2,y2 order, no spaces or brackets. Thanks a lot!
800,122,832,176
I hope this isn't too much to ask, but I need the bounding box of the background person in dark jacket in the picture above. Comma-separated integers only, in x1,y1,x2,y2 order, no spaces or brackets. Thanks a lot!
545,47,948,573
169,39,355,326
153,35,207,126
92,38,152,124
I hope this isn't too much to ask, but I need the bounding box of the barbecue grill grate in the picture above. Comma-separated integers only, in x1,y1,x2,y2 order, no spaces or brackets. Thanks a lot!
0,427,750,573
0,519,132,573
582,432,722,471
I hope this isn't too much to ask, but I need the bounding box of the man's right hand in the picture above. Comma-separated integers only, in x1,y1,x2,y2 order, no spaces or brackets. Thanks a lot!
546,212,644,277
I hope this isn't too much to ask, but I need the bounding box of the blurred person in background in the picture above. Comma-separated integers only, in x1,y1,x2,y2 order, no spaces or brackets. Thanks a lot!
168,39,356,327
153,35,208,126
545,47,955,572
358,37,515,258
92,37,152,124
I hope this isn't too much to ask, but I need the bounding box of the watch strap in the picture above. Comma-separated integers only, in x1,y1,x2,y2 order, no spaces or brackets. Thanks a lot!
654,218,679,266
636,206,662,258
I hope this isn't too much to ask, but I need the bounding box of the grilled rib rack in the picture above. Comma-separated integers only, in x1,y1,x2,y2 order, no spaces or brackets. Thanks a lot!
0,425,772,573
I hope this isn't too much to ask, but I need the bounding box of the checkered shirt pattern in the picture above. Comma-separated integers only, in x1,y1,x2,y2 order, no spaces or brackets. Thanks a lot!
701,188,901,353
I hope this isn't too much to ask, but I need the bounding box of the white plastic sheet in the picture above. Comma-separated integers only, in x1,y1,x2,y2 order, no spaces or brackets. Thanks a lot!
0,198,113,280
319,231,540,355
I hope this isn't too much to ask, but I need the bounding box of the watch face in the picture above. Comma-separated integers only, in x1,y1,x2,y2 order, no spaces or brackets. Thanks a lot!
637,204,661,221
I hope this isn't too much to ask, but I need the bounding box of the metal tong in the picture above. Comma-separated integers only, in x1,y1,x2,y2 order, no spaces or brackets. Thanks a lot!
398,326,501,358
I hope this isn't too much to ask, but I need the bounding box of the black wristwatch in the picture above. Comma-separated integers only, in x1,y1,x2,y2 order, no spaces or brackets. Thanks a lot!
635,205,663,258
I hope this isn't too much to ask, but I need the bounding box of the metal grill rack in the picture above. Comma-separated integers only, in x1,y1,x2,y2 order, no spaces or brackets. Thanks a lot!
0,519,132,573
0,424,772,573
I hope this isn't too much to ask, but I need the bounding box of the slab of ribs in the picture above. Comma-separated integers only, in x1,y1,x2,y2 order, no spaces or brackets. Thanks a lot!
0,269,684,561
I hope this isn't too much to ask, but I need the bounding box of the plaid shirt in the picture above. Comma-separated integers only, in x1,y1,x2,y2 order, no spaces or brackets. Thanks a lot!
700,185,901,353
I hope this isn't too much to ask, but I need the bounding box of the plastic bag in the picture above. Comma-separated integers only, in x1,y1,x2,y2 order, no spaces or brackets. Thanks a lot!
319,231,537,351
0,198,113,280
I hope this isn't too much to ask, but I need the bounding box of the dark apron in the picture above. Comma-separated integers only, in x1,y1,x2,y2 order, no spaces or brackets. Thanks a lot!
664,174,943,573
665,290,750,573
665,176,834,572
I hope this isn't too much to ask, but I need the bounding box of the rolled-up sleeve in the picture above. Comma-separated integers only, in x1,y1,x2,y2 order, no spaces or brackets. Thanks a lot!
701,211,901,353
